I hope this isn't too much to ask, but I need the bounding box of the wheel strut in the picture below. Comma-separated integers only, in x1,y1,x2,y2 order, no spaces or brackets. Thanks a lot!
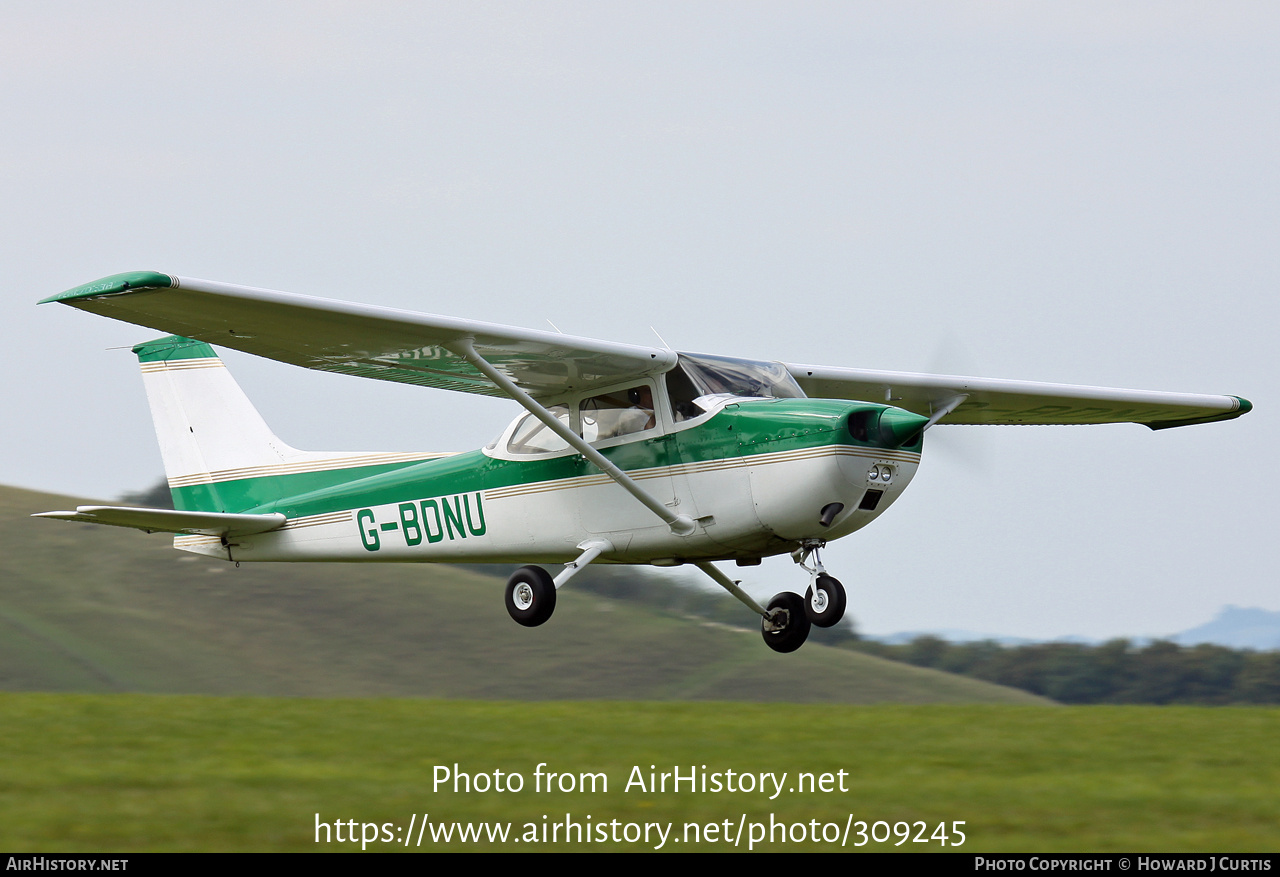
792,540,847,628
693,561,770,617
693,561,813,653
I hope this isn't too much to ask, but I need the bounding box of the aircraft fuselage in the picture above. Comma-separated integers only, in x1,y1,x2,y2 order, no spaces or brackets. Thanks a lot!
175,399,923,565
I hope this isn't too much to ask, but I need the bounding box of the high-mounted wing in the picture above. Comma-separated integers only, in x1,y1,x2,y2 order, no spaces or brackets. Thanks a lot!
43,272,1249,429
42,272,676,399
787,363,1250,430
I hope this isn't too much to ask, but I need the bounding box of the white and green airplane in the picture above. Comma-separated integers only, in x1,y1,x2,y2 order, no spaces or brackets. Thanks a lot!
36,272,1251,652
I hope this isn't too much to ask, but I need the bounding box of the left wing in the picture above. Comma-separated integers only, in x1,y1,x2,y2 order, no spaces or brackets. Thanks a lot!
42,272,676,399
787,363,1250,430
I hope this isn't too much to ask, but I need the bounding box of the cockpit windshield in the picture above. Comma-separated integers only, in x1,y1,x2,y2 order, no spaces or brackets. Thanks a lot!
666,353,805,422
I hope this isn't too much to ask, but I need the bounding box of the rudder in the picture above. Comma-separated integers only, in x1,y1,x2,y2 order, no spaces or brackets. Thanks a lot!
134,336,294,513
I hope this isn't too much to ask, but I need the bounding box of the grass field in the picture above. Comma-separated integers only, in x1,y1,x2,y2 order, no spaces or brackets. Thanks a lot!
2,693,1276,852
6,485,1276,853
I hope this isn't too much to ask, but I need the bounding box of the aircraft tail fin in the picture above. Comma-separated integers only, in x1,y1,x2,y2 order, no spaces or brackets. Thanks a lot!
131,336,448,516
133,336,297,514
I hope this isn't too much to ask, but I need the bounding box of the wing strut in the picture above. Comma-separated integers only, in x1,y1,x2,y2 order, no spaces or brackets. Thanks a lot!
923,394,969,431
448,339,697,536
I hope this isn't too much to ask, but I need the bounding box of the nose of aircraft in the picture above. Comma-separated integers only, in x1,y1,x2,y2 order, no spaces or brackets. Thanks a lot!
877,407,930,448
848,406,931,450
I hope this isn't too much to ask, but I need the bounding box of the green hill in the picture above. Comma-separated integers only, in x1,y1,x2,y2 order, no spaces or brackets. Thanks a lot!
0,485,1046,704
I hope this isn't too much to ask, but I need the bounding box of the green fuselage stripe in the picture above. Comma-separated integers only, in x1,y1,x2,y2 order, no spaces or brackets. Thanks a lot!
170,400,923,516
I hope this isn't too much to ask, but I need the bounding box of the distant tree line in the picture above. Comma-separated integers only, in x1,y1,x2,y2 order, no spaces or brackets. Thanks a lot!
120,480,174,509
847,637,1280,705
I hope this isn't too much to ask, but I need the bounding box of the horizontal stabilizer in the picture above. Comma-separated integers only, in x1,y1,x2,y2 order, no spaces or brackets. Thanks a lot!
33,506,286,537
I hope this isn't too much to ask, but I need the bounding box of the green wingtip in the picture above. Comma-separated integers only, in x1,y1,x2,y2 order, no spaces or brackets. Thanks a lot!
1233,396,1253,415
39,271,174,305
131,336,216,363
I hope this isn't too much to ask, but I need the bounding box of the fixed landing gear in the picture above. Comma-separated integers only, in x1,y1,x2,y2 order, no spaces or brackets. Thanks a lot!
805,574,846,628
503,541,611,628
694,561,819,653
760,591,811,653
504,565,556,627
686,542,855,652
795,541,846,628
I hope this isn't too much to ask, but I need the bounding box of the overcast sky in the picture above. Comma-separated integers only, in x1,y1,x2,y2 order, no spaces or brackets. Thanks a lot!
3,2,1275,640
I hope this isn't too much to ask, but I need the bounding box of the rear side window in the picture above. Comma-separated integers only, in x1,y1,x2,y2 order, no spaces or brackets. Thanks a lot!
506,405,571,455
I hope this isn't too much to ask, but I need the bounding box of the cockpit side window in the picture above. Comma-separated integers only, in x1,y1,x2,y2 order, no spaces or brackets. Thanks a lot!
666,353,805,422
581,385,656,441
665,365,706,422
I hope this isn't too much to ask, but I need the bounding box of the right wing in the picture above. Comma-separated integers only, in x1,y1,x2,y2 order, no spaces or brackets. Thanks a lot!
787,363,1251,430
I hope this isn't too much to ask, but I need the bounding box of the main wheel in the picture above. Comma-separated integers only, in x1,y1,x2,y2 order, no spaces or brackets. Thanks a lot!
805,574,846,628
505,565,557,627
760,591,811,653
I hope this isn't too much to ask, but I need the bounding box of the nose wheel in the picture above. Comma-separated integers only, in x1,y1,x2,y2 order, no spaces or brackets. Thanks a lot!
805,573,846,628
794,541,847,628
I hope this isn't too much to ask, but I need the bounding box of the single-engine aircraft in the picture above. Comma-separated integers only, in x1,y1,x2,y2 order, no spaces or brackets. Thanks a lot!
36,272,1252,652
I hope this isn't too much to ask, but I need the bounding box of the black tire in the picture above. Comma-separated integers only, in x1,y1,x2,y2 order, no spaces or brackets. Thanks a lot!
805,574,846,628
505,565,557,627
760,591,811,653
